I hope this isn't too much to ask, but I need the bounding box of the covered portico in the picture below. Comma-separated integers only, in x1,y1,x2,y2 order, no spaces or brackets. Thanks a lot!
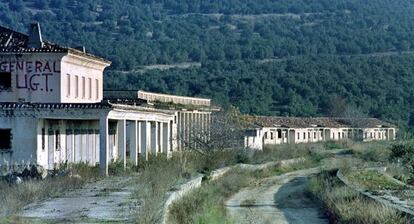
0,102,176,176
99,104,176,175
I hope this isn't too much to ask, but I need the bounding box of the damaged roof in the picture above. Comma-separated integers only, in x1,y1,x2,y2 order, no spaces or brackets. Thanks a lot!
248,116,396,128
0,24,110,64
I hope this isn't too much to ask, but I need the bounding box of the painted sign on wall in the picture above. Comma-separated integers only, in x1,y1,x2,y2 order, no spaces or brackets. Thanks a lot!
0,60,60,92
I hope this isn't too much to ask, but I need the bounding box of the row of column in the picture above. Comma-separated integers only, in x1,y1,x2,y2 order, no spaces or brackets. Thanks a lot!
285,128,328,144
100,118,173,175
177,111,211,151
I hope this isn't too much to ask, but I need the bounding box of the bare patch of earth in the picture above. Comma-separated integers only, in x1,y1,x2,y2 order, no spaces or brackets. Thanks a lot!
115,62,201,74
19,176,140,223
226,168,328,224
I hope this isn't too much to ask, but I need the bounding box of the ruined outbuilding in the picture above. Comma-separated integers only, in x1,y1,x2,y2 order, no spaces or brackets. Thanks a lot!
244,116,397,150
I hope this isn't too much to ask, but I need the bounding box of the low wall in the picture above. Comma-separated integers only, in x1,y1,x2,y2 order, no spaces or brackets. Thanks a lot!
162,157,305,224
337,169,414,216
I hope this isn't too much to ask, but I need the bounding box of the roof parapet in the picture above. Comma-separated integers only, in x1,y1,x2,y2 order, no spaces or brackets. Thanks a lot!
138,90,211,107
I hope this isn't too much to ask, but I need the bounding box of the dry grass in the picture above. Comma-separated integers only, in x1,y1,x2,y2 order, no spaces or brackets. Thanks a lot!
134,144,328,223
0,163,100,216
168,168,254,224
309,171,410,224
133,151,241,223
168,157,321,224
251,143,323,164
350,141,392,162
344,169,405,191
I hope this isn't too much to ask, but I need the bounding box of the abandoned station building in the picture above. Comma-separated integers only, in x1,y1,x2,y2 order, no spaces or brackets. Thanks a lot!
244,116,397,150
0,23,399,174
0,24,215,175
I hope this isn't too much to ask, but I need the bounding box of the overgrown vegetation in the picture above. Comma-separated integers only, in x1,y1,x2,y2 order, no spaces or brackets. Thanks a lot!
0,163,100,216
344,169,405,191
167,141,414,224
350,141,392,162
134,144,323,223
168,151,323,224
309,171,410,224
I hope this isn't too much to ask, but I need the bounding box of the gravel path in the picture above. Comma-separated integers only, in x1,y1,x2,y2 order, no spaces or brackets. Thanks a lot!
226,167,328,224
20,176,140,223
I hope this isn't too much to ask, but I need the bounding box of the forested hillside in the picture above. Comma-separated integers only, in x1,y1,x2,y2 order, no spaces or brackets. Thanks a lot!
1,0,414,129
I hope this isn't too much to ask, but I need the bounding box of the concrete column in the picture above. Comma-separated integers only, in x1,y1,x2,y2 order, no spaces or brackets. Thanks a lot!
117,119,126,169
287,129,290,144
166,122,171,154
130,121,138,166
182,112,187,149
99,117,109,176
207,113,211,141
140,121,149,161
188,112,192,147
150,121,158,155
160,122,166,154
176,113,180,151
137,121,142,161
321,129,324,141
200,113,204,142
159,122,164,154
177,112,182,150
171,119,178,152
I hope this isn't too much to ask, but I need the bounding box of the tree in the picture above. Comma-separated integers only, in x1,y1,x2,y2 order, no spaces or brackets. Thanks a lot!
9,0,24,12
180,107,248,154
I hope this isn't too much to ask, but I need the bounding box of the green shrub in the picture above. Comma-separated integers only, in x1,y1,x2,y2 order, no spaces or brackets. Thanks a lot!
389,142,414,171
323,141,344,150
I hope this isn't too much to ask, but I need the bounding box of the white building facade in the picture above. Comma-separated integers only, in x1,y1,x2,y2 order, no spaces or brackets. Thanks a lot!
0,24,215,175
244,116,397,150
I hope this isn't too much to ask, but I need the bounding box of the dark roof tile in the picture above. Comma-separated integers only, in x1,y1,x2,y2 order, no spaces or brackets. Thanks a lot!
249,116,395,128
0,25,110,63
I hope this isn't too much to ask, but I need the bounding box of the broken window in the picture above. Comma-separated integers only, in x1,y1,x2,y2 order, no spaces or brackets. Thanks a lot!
277,130,282,138
270,132,274,140
0,129,12,151
0,72,11,90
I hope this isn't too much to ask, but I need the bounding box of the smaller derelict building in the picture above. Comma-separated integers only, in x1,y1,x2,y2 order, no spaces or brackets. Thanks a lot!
244,116,397,150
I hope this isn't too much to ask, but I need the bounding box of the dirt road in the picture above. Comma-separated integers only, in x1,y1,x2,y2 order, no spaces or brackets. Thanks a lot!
225,168,328,224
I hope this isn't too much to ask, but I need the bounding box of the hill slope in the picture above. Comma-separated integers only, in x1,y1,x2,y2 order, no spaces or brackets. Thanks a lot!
1,0,414,129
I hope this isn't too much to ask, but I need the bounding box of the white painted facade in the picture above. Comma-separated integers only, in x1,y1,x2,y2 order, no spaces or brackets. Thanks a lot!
60,53,107,103
244,116,397,150
0,24,215,175
244,128,264,150
0,52,108,104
